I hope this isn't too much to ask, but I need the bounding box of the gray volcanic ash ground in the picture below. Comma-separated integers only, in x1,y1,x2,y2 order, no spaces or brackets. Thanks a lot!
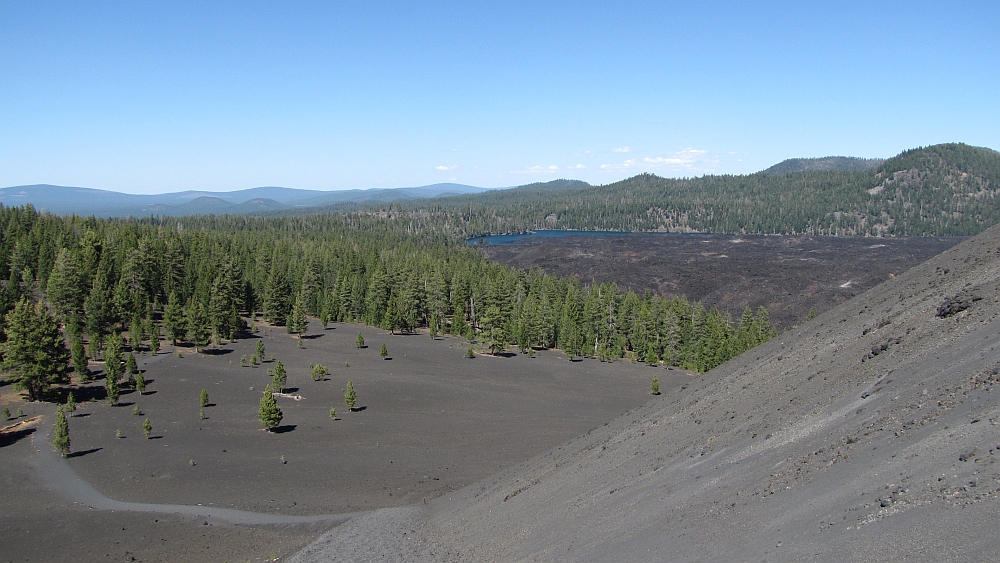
294,228,1000,562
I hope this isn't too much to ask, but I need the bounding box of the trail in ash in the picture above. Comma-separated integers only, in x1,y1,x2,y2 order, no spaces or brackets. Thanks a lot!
28,417,358,527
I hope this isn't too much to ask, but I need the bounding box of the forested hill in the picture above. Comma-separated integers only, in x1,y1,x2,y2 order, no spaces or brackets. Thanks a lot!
353,143,1000,237
763,156,884,175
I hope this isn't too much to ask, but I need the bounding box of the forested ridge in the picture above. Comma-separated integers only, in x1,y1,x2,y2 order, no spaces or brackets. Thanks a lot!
0,207,777,400
348,143,1000,237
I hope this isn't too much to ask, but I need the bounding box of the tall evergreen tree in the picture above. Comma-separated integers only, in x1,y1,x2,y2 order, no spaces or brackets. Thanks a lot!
163,291,186,345
287,290,307,336
186,301,209,352
2,297,69,401
45,247,84,323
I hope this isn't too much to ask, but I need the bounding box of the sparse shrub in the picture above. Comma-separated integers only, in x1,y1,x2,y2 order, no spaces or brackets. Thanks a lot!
52,407,70,457
329,407,337,419
143,418,152,439
311,364,328,381
115,428,122,439
355,333,365,348
2,407,8,420
240,355,247,367
345,380,357,409
16,408,23,418
465,347,475,359
199,408,206,420
189,459,195,466
132,405,142,415
380,344,388,359
200,389,209,407
651,376,660,395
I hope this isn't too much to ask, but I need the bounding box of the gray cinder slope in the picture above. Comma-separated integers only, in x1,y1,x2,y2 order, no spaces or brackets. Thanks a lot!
294,225,1000,563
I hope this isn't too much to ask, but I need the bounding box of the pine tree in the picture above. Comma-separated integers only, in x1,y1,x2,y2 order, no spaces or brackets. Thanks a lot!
187,301,209,352
344,380,357,408
258,387,283,431
45,248,84,323
52,407,70,457
65,391,76,414
287,290,307,337
149,324,161,355
125,353,138,375
104,332,124,383
311,364,328,381
163,291,186,345
105,371,119,405
71,338,88,379
355,332,365,348
272,361,287,393
650,376,660,395
135,372,146,395
2,297,70,401
380,343,388,359
142,418,152,439
200,389,210,407
429,314,438,338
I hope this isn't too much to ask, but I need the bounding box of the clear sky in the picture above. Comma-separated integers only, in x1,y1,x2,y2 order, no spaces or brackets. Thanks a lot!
1,1,997,194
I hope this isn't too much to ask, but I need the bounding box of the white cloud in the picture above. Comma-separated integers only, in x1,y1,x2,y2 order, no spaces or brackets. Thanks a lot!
623,159,637,167
435,165,457,171
613,146,631,153
571,164,586,169
641,148,710,170
600,164,611,169
548,165,558,170
517,165,562,175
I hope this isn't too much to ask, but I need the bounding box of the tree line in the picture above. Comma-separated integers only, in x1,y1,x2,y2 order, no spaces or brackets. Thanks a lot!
335,143,1000,238
0,205,777,399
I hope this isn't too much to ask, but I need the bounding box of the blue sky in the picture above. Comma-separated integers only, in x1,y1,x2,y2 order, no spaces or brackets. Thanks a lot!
1,1,997,194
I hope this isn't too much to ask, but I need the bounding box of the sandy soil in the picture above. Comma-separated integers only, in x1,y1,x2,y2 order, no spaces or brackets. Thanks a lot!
0,324,676,562
480,232,962,328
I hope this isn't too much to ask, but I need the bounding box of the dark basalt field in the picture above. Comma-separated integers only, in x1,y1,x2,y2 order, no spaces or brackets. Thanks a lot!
480,233,963,329
0,323,677,562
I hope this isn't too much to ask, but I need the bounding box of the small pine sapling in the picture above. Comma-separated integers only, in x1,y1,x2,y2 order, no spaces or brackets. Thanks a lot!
199,408,206,420
52,407,70,457
71,338,88,379
2,407,8,420
380,343,388,359
311,364,328,381
16,408,23,418
135,372,146,395
200,389,210,407
329,407,337,419
142,418,152,439
465,346,475,359
344,380,357,409
650,376,660,395
272,361,287,393
66,392,76,414
126,353,138,375
258,387,283,431
240,355,248,367
106,373,119,405
132,405,142,415
355,332,365,348
255,340,265,360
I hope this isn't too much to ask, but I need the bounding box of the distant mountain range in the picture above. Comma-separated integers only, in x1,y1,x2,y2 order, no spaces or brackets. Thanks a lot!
0,183,501,218
3,151,905,219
